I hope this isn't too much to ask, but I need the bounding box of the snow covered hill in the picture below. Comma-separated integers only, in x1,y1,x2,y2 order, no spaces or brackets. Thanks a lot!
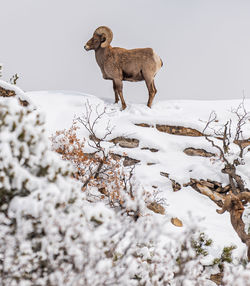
28,90,250,256
1,80,250,285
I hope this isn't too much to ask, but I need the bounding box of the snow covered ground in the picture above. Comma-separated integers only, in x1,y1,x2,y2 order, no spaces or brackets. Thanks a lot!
27,90,250,258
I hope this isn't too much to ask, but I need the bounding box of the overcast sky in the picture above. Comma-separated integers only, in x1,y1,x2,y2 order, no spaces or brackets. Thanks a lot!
1,0,250,103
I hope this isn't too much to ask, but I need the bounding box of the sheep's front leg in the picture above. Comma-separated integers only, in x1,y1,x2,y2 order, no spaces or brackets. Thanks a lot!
113,79,127,110
112,80,120,103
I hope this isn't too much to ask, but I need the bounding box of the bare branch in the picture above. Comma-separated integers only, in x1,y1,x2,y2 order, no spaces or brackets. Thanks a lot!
202,111,217,134
232,98,249,142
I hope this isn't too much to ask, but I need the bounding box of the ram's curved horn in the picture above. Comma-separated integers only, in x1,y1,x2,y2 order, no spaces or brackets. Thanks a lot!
94,26,113,48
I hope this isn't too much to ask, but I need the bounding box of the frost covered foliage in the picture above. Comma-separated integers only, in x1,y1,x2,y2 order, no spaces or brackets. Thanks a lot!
0,98,79,284
0,99,70,209
223,262,250,285
1,97,249,286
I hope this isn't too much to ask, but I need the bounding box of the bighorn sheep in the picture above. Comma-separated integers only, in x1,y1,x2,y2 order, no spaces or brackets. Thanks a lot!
84,26,163,110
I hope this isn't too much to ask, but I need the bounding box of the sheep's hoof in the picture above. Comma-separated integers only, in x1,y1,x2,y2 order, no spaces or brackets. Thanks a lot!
121,105,127,110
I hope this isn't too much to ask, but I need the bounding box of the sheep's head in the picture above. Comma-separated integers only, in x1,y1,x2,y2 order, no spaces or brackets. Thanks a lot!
84,26,113,51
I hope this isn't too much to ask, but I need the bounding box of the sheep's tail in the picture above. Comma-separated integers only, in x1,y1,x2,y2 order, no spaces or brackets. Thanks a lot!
153,51,163,71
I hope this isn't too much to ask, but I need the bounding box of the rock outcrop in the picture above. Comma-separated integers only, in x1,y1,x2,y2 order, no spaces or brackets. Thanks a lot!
111,153,140,167
184,147,215,158
171,217,183,227
135,123,203,137
111,137,139,148
160,172,181,192
147,202,165,215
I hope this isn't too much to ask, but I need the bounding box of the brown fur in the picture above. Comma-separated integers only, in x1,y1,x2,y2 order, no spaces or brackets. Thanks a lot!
84,26,163,110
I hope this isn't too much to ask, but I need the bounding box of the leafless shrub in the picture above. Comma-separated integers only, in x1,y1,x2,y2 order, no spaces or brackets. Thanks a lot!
203,99,250,261
51,102,145,218
203,99,250,195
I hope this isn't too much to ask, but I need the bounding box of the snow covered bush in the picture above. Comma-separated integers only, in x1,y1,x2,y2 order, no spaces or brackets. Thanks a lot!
0,98,71,210
223,262,250,285
0,97,80,284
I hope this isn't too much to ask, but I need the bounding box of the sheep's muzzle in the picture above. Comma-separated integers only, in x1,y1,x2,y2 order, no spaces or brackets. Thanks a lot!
84,45,90,51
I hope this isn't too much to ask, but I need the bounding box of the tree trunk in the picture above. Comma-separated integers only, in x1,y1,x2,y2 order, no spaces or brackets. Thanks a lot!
217,193,250,261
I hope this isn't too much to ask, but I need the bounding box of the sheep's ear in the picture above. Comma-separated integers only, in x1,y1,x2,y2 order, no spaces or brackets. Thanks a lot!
100,35,106,43
100,34,109,48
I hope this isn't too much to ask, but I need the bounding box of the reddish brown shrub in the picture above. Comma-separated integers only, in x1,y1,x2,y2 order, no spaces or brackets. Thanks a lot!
51,121,131,207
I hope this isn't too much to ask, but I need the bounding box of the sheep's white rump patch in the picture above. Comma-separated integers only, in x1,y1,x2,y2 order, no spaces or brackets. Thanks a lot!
153,50,162,73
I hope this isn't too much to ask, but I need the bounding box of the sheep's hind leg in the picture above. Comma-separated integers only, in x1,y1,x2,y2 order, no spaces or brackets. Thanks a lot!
112,80,120,103
145,79,157,108
114,79,127,110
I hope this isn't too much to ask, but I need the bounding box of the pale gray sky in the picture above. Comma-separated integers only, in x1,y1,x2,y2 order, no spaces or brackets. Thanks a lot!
1,0,250,103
